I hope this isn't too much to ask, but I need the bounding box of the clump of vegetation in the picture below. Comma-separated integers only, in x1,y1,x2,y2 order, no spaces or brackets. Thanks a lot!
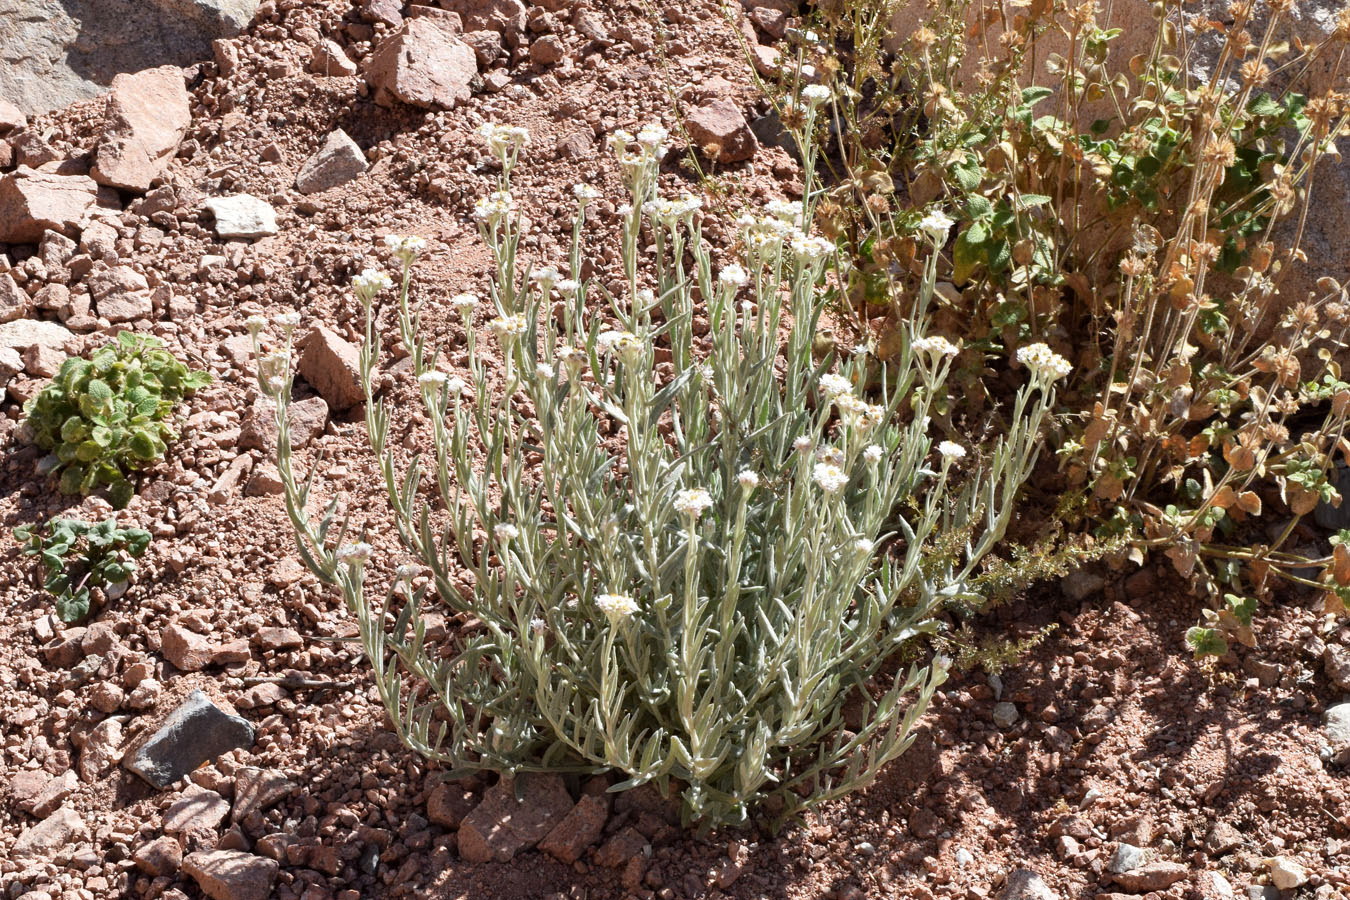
14,518,151,622
257,105,1069,827
24,332,211,509
765,0,1350,656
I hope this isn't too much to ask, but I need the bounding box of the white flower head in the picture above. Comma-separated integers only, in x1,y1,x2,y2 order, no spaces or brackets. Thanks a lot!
473,191,514,226
452,292,478,317
529,617,547,636
938,440,967,462
384,234,427,265
489,313,529,344
818,446,845,467
535,361,555,380
596,592,639,620
353,268,393,305
531,265,562,290
853,537,874,555
913,335,959,359
494,523,519,543
813,462,849,495
245,314,267,336
1016,342,1073,382
802,84,831,107
418,370,448,390
764,199,802,225
790,233,834,265
273,310,301,331
573,183,600,203
863,444,884,465
737,469,760,490
918,210,955,241
556,278,580,297
598,329,643,364
719,264,748,289
556,344,586,373
336,542,374,565
818,372,853,399
674,488,715,519
446,376,468,395
793,435,814,455
478,123,530,162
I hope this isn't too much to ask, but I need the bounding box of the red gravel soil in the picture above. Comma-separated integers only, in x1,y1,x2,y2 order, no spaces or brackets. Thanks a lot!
0,1,1347,899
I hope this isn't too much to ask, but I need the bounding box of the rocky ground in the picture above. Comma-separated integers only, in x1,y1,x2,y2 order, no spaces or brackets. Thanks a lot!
0,1,1348,899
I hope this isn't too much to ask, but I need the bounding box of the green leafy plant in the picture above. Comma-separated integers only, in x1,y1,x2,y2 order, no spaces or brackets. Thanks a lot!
256,104,1067,827
24,332,211,508
14,518,151,622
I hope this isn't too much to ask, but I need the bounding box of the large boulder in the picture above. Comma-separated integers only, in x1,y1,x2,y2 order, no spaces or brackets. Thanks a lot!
91,66,192,192
0,0,260,116
364,18,479,109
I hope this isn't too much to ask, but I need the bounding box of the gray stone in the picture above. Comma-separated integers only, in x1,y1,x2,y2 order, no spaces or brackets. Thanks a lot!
124,690,256,789
997,869,1057,900
992,701,1019,728
1061,567,1106,602
1326,702,1350,744
203,195,276,240
295,129,368,195
0,0,261,116
1108,843,1149,874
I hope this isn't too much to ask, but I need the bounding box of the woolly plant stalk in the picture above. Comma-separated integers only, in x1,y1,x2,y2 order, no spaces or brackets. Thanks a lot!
253,92,1068,828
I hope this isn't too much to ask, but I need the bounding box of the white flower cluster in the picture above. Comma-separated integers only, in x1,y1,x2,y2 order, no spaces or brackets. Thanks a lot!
802,84,831,107
812,462,849,494
494,523,519,543
719,264,748,289
673,488,715,519
918,210,954,240
474,191,515,226
384,234,427,265
418,370,448,390
835,394,886,430
573,183,600,204
531,266,562,293
353,268,393,305
489,313,529,343
597,329,643,363
452,293,478,318
912,335,959,359
643,194,703,228
274,311,301,331
609,123,669,181
245,314,268,336
477,122,530,160
336,542,373,565
737,469,759,490
1016,343,1072,382
818,373,852,399
938,441,967,462
596,592,639,620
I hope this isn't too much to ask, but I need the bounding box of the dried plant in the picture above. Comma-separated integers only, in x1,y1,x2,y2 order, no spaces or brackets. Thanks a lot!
776,0,1350,655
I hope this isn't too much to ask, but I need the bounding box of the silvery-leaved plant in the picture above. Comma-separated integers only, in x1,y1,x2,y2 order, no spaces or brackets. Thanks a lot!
256,96,1064,828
